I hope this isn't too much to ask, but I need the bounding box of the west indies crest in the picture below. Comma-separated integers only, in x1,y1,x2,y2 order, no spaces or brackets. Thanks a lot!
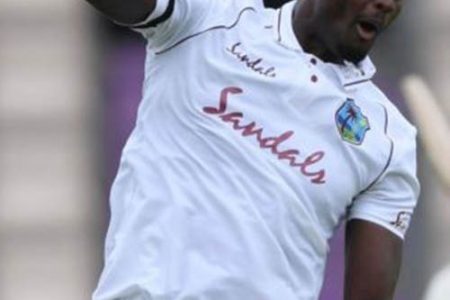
335,99,370,145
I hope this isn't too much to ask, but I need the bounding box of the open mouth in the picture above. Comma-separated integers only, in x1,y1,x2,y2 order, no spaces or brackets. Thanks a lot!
356,20,381,41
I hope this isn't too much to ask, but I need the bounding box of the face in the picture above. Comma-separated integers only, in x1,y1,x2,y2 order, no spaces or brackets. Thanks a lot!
312,0,403,63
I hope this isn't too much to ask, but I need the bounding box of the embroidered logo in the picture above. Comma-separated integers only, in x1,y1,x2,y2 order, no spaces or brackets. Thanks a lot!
335,99,370,145
226,42,277,78
203,87,326,184
390,211,412,232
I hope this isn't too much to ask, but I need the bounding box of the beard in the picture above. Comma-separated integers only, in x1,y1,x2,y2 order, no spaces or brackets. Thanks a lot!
338,43,370,64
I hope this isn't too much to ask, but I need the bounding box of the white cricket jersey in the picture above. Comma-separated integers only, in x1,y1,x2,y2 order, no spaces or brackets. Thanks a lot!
93,0,420,299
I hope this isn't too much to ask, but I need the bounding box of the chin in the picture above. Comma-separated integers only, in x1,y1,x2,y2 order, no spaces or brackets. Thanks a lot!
340,46,370,64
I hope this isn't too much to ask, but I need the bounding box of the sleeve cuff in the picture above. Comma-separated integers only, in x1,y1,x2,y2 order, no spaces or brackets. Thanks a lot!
347,212,406,240
132,0,174,29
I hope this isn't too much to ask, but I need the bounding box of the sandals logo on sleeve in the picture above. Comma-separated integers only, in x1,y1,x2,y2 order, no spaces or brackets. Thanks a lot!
390,211,412,232
335,99,370,145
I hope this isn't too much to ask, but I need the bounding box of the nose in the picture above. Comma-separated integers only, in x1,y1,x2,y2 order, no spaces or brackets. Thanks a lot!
373,0,397,13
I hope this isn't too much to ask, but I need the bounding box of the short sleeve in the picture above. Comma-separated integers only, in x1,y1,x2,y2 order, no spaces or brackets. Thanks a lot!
121,0,263,52
121,0,237,52
348,113,420,240
133,0,211,38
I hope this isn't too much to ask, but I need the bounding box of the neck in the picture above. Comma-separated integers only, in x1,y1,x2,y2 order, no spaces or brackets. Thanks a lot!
292,1,343,64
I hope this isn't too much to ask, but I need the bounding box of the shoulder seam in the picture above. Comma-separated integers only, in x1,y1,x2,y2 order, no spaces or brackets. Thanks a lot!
155,6,256,55
356,103,395,196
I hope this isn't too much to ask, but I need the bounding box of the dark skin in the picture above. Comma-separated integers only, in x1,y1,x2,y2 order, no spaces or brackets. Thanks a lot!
293,0,403,64
345,219,403,300
264,0,293,8
85,0,405,299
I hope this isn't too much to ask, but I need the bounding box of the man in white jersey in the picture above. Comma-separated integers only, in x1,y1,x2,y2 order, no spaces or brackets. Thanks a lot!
86,0,420,299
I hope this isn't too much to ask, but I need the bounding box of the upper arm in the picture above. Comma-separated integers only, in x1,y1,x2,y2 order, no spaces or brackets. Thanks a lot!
263,0,292,8
347,106,420,239
86,0,234,49
85,0,157,25
344,219,403,300
344,105,420,299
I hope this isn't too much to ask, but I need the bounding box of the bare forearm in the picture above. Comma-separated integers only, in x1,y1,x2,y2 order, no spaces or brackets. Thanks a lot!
344,220,402,300
84,0,156,24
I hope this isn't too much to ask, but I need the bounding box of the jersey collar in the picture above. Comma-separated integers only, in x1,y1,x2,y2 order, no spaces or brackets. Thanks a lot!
273,0,377,87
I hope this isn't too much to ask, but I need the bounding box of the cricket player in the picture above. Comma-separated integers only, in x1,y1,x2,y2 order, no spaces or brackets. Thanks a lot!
86,0,420,299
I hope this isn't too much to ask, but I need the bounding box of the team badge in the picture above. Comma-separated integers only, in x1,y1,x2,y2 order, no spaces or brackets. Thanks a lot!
335,99,370,145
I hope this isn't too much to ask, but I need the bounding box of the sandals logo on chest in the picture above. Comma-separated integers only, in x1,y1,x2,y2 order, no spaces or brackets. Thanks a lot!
203,87,326,184
335,99,370,145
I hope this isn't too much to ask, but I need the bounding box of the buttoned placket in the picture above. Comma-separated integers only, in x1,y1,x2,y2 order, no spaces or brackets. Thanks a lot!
273,1,377,90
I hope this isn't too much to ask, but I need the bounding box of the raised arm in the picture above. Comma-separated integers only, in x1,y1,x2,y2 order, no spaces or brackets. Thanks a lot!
84,0,156,25
344,219,403,300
